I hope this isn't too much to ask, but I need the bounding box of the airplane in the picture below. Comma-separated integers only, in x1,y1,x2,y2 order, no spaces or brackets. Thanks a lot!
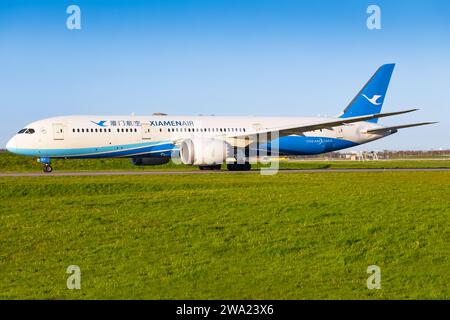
5,63,436,173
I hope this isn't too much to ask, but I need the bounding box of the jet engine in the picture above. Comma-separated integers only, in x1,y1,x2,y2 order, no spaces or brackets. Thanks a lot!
179,138,228,166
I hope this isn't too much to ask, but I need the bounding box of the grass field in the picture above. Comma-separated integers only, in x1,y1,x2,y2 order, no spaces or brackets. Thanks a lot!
0,151,450,172
0,171,449,299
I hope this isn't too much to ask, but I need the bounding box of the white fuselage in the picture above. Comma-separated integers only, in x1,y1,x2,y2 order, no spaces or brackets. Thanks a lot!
6,115,388,159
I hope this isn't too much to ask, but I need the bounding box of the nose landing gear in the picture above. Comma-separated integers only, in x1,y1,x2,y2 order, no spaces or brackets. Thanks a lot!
37,157,53,173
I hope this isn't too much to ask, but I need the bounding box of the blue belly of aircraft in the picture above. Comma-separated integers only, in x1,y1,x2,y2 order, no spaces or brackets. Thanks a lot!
269,136,358,155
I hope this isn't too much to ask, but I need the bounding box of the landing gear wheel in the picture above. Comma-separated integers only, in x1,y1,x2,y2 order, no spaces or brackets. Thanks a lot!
199,165,222,171
43,164,53,173
227,163,251,171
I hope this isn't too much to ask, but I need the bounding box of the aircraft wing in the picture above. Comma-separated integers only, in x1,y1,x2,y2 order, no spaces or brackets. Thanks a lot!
231,109,418,138
365,121,437,134
222,108,419,147
171,109,421,147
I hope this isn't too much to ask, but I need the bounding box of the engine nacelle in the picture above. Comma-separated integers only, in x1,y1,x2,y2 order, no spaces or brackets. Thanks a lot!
180,138,228,166
131,157,170,166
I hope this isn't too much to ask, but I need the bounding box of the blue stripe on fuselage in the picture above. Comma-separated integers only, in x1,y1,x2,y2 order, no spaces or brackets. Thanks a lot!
8,136,358,158
7,141,174,158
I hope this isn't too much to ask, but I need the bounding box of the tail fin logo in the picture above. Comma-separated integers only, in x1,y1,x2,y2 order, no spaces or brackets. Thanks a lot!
362,94,383,105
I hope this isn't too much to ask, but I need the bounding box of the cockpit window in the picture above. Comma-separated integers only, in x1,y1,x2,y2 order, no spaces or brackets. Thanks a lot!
18,129,27,134
25,128,35,134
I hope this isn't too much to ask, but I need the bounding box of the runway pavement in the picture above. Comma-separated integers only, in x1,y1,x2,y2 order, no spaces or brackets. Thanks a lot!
1,168,450,177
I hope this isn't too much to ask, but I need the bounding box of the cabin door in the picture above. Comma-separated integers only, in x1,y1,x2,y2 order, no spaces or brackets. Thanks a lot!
141,123,152,140
52,123,64,140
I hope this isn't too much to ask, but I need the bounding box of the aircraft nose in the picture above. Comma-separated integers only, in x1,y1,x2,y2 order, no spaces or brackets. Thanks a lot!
6,136,16,152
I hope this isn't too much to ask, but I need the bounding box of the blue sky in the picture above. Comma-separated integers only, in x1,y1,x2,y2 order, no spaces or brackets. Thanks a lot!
0,0,449,150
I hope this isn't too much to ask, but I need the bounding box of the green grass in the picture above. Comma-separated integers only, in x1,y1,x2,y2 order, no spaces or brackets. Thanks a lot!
0,151,450,172
0,151,196,172
0,172,449,299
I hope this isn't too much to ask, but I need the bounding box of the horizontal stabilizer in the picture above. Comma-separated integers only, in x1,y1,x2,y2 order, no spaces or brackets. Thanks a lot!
366,121,437,134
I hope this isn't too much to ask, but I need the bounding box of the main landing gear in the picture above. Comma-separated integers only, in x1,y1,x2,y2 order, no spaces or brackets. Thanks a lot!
226,163,251,171
198,163,251,171
199,165,222,170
